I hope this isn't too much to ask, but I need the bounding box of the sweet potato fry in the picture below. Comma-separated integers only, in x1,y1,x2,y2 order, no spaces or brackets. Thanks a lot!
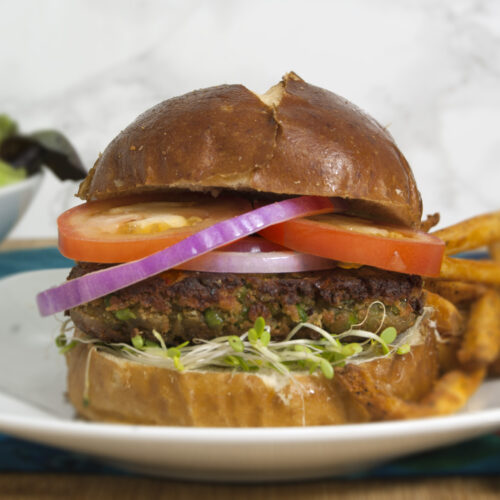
458,289,500,369
439,257,500,285
424,279,487,305
433,211,500,255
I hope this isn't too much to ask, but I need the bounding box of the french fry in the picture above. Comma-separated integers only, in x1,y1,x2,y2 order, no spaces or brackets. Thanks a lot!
436,337,462,373
417,368,486,415
425,290,465,372
420,212,440,233
458,289,500,369
339,364,485,420
439,256,500,285
424,279,487,305
482,242,500,377
425,291,463,337
489,357,500,377
433,211,500,255
490,241,500,262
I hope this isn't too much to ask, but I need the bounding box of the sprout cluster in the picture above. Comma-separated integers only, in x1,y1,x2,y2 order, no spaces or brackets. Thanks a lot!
56,301,419,380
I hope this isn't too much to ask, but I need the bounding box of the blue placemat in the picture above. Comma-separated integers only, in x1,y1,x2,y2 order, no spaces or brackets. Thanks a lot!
0,247,73,277
0,247,499,478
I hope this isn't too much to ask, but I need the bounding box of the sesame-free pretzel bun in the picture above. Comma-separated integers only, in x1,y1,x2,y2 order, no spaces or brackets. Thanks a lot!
63,75,485,428
78,73,422,228
65,319,482,426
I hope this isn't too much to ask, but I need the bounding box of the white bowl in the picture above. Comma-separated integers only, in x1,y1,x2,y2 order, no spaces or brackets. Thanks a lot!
0,172,43,242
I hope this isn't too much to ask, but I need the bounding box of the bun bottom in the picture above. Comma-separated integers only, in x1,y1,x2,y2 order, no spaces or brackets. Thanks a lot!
64,318,483,426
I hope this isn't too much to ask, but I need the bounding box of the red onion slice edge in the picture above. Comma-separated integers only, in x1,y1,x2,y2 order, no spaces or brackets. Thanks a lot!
178,251,337,273
37,196,336,316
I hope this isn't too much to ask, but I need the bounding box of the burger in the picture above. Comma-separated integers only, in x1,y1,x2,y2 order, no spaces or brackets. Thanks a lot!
38,72,475,426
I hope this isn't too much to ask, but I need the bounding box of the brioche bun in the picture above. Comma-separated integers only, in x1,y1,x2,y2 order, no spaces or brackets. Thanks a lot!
78,72,422,228
66,318,447,426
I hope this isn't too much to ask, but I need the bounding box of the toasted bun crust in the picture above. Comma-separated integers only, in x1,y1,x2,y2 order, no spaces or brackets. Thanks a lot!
78,73,422,228
66,320,452,427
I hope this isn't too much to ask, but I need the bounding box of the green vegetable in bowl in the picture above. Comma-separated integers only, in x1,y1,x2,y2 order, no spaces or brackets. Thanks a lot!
0,112,86,182
0,114,18,144
0,158,26,187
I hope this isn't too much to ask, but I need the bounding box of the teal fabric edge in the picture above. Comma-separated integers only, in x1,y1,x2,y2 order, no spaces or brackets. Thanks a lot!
0,247,72,279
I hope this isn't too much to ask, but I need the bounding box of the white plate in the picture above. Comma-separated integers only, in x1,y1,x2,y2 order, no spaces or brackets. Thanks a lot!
1,269,500,482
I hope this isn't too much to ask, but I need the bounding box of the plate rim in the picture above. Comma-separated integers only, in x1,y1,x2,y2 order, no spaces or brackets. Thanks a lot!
1,401,500,445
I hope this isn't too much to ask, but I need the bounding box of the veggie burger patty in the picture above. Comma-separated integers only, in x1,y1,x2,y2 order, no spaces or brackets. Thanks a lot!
67,263,424,345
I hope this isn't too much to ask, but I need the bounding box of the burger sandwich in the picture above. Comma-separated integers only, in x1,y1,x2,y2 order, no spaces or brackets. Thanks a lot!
37,72,486,426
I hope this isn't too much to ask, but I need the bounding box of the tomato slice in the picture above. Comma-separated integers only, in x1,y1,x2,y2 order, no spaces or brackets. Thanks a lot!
259,214,445,276
58,194,252,263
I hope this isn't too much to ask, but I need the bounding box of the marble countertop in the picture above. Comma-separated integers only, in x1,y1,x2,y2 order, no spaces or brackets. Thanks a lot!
1,0,499,238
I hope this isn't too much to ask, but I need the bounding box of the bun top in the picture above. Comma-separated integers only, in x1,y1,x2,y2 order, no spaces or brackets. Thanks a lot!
78,73,422,228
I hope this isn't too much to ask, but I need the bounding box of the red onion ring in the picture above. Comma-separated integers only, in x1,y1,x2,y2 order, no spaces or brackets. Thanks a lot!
177,237,336,273
218,236,288,253
37,196,336,316
178,251,336,273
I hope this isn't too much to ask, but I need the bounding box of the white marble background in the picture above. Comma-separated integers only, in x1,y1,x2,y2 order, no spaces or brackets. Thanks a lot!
1,0,499,238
